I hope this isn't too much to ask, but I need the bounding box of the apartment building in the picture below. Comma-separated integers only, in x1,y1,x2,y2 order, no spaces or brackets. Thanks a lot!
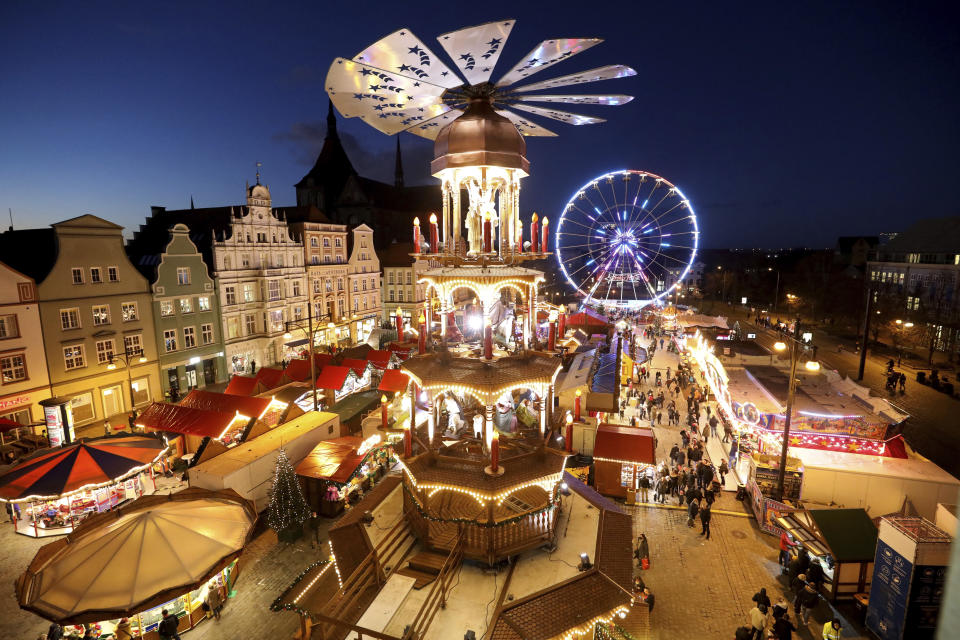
0,262,51,426
379,242,429,325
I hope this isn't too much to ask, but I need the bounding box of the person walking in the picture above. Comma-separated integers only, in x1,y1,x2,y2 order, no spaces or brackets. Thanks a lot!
822,619,843,640
748,604,766,640
158,609,182,640
699,503,712,539
796,581,819,624
206,585,223,621
772,596,789,620
687,498,700,528
634,534,649,568
718,459,729,487
772,613,798,640
752,588,771,615
639,473,650,502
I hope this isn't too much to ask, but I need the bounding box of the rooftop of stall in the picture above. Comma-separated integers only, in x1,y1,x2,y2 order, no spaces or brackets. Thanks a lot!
187,411,340,509
593,423,656,464
329,390,381,436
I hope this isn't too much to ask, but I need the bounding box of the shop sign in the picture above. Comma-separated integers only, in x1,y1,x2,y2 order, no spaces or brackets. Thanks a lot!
0,394,31,410
867,539,913,640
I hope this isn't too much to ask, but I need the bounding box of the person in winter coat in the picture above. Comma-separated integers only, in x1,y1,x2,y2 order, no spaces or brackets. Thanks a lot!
748,605,766,640
752,587,771,614
47,624,63,640
796,582,819,624
158,609,182,640
822,619,842,640
634,534,649,567
669,444,679,464
718,459,729,486
772,597,789,620
699,504,712,539
700,462,715,489
638,474,651,502
772,613,797,640
686,485,702,506
687,499,700,527
115,618,134,640
676,449,686,467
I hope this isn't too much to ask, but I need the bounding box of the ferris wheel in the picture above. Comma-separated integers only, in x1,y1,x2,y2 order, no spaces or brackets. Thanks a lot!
555,170,699,309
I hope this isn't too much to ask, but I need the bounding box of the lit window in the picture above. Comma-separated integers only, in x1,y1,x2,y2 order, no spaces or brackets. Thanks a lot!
63,345,86,370
92,304,111,326
0,314,20,339
95,339,115,364
121,302,138,321
163,329,178,352
160,301,174,316
179,298,193,313
0,354,27,382
198,297,211,312
60,308,81,330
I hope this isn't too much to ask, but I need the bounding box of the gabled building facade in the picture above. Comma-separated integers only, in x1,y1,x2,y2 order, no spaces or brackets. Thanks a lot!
150,223,226,399
346,224,381,343
0,215,161,430
379,242,430,325
0,262,51,427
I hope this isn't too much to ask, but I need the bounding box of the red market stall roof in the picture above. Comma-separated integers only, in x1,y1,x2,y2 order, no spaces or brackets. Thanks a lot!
378,369,410,393
255,366,285,389
180,390,270,420
0,418,26,432
367,349,397,369
567,307,610,328
0,435,168,502
136,403,238,439
224,375,259,396
316,365,356,391
283,358,313,382
340,358,370,376
387,343,415,359
295,436,366,484
593,424,656,464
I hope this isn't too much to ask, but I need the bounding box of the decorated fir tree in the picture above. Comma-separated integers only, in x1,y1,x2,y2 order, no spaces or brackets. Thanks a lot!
267,448,312,541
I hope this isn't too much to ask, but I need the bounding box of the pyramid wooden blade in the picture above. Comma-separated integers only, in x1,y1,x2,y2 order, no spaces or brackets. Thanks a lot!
495,38,602,87
514,94,634,106
403,109,464,140
437,20,515,86
509,64,636,93
353,28,463,89
496,109,559,137
509,103,605,125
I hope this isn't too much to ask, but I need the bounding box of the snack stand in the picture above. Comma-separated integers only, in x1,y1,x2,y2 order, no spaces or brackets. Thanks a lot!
0,435,168,538
592,423,657,499
746,452,804,535
296,435,397,517
16,488,257,636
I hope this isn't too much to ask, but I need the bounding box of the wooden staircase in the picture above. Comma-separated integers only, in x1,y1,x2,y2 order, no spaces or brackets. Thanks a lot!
395,550,448,590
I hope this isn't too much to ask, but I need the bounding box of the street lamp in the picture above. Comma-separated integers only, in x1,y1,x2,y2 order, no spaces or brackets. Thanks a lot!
772,334,819,501
283,297,330,412
106,348,149,429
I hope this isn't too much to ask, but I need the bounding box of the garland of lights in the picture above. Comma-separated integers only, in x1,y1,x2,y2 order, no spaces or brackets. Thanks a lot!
319,445,398,489
269,559,330,614
401,480,559,528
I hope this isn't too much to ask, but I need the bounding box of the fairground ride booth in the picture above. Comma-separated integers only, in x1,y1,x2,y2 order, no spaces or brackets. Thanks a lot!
592,423,657,500
746,452,805,535
0,434,168,537
774,507,878,602
15,488,256,639
295,435,398,517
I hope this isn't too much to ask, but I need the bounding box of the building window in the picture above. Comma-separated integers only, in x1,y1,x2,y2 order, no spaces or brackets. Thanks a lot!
335,238,342,247
337,278,344,291
0,314,19,339
70,392,95,422
63,345,86,370
60,308,81,330
324,255,331,263
179,298,193,314
353,281,358,292
121,302,138,322
268,280,281,301
310,237,318,247
323,238,330,247
338,299,345,317
243,284,255,302
292,280,301,297
398,290,404,302
224,286,236,305
198,296,211,312
131,377,150,405
201,323,214,344
227,317,241,339
163,329,178,352
90,267,102,283
223,255,232,270
183,326,196,348
0,353,27,383
406,273,412,285
353,300,358,311
325,279,333,293
245,314,256,335
312,279,321,294
269,310,284,332
92,304,111,326
388,273,394,285
362,280,367,291
160,300,174,316
177,267,191,285
293,306,303,321
71,268,84,284
124,334,143,356
107,266,119,282
241,254,250,268
95,339,115,364
389,290,395,302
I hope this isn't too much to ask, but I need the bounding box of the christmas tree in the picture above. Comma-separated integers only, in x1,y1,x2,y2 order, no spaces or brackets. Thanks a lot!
267,448,312,540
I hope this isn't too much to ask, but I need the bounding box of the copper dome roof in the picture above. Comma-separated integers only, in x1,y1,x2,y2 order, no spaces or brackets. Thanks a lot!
431,99,529,175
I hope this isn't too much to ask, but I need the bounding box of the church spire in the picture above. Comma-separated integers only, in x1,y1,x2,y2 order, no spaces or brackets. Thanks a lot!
394,137,404,188
327,100,339,140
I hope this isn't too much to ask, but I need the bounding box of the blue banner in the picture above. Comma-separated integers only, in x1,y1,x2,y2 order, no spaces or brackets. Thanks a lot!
866,539,913,640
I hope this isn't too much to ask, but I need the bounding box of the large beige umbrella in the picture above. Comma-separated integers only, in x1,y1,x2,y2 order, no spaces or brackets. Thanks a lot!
16,488,257,624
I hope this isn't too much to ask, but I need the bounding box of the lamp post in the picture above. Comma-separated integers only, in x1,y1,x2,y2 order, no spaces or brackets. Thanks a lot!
107,348,149,429
283,297,329,412
772,335,820,501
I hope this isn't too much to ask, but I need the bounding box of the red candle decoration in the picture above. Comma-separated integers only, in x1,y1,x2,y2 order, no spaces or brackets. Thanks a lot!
541,216,549,254
483,211,492,253
516,226,523,253
429,212,439,254
484,323,493,359
491,430,500,473
381,394,389,430
548,320,557,351
413,217,421,253
574,389,582,422
565,414,574,453
418,313,427,353
395,307,404,338
404,423,412,458
558,312,566,338
531,213,539,253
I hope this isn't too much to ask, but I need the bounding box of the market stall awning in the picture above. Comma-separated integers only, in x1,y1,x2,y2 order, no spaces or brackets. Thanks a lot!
284,337,309,348
808,508,878,563
378,369,410,393
136,403,238,439
224,375,258,396
179,390,270,420
283,358,313,382
0,435,168,502
567,307,609,328
296,436,365,484
15,488,257,625
367,349,397,369
593,424,656,464
316,365,356,391
255,366,285,389
340,358,370,376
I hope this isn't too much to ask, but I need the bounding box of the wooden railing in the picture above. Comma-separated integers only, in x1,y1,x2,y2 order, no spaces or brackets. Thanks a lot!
402,533,464,640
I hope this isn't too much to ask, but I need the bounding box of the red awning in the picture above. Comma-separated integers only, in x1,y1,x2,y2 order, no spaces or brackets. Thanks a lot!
224,375,258,396
255,367,285,389
179,390,270,420
315,365,355,391
340,358,369,376
378,369,410,393
136,403,238,439
568,307,610,327
283,359,312,382
593,423,656,464
367,349,395,369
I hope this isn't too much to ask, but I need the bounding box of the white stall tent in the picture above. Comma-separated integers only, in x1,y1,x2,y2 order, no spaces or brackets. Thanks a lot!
796,447,960,521
188,411,340,510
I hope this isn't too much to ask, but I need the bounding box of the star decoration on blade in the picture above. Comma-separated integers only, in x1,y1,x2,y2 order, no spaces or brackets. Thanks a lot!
325,20,637,140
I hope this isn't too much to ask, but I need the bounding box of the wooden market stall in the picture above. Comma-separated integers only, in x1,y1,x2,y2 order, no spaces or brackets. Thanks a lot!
295,435,397,517
315,365,361,406
775,507,878,602
592,423,656,499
